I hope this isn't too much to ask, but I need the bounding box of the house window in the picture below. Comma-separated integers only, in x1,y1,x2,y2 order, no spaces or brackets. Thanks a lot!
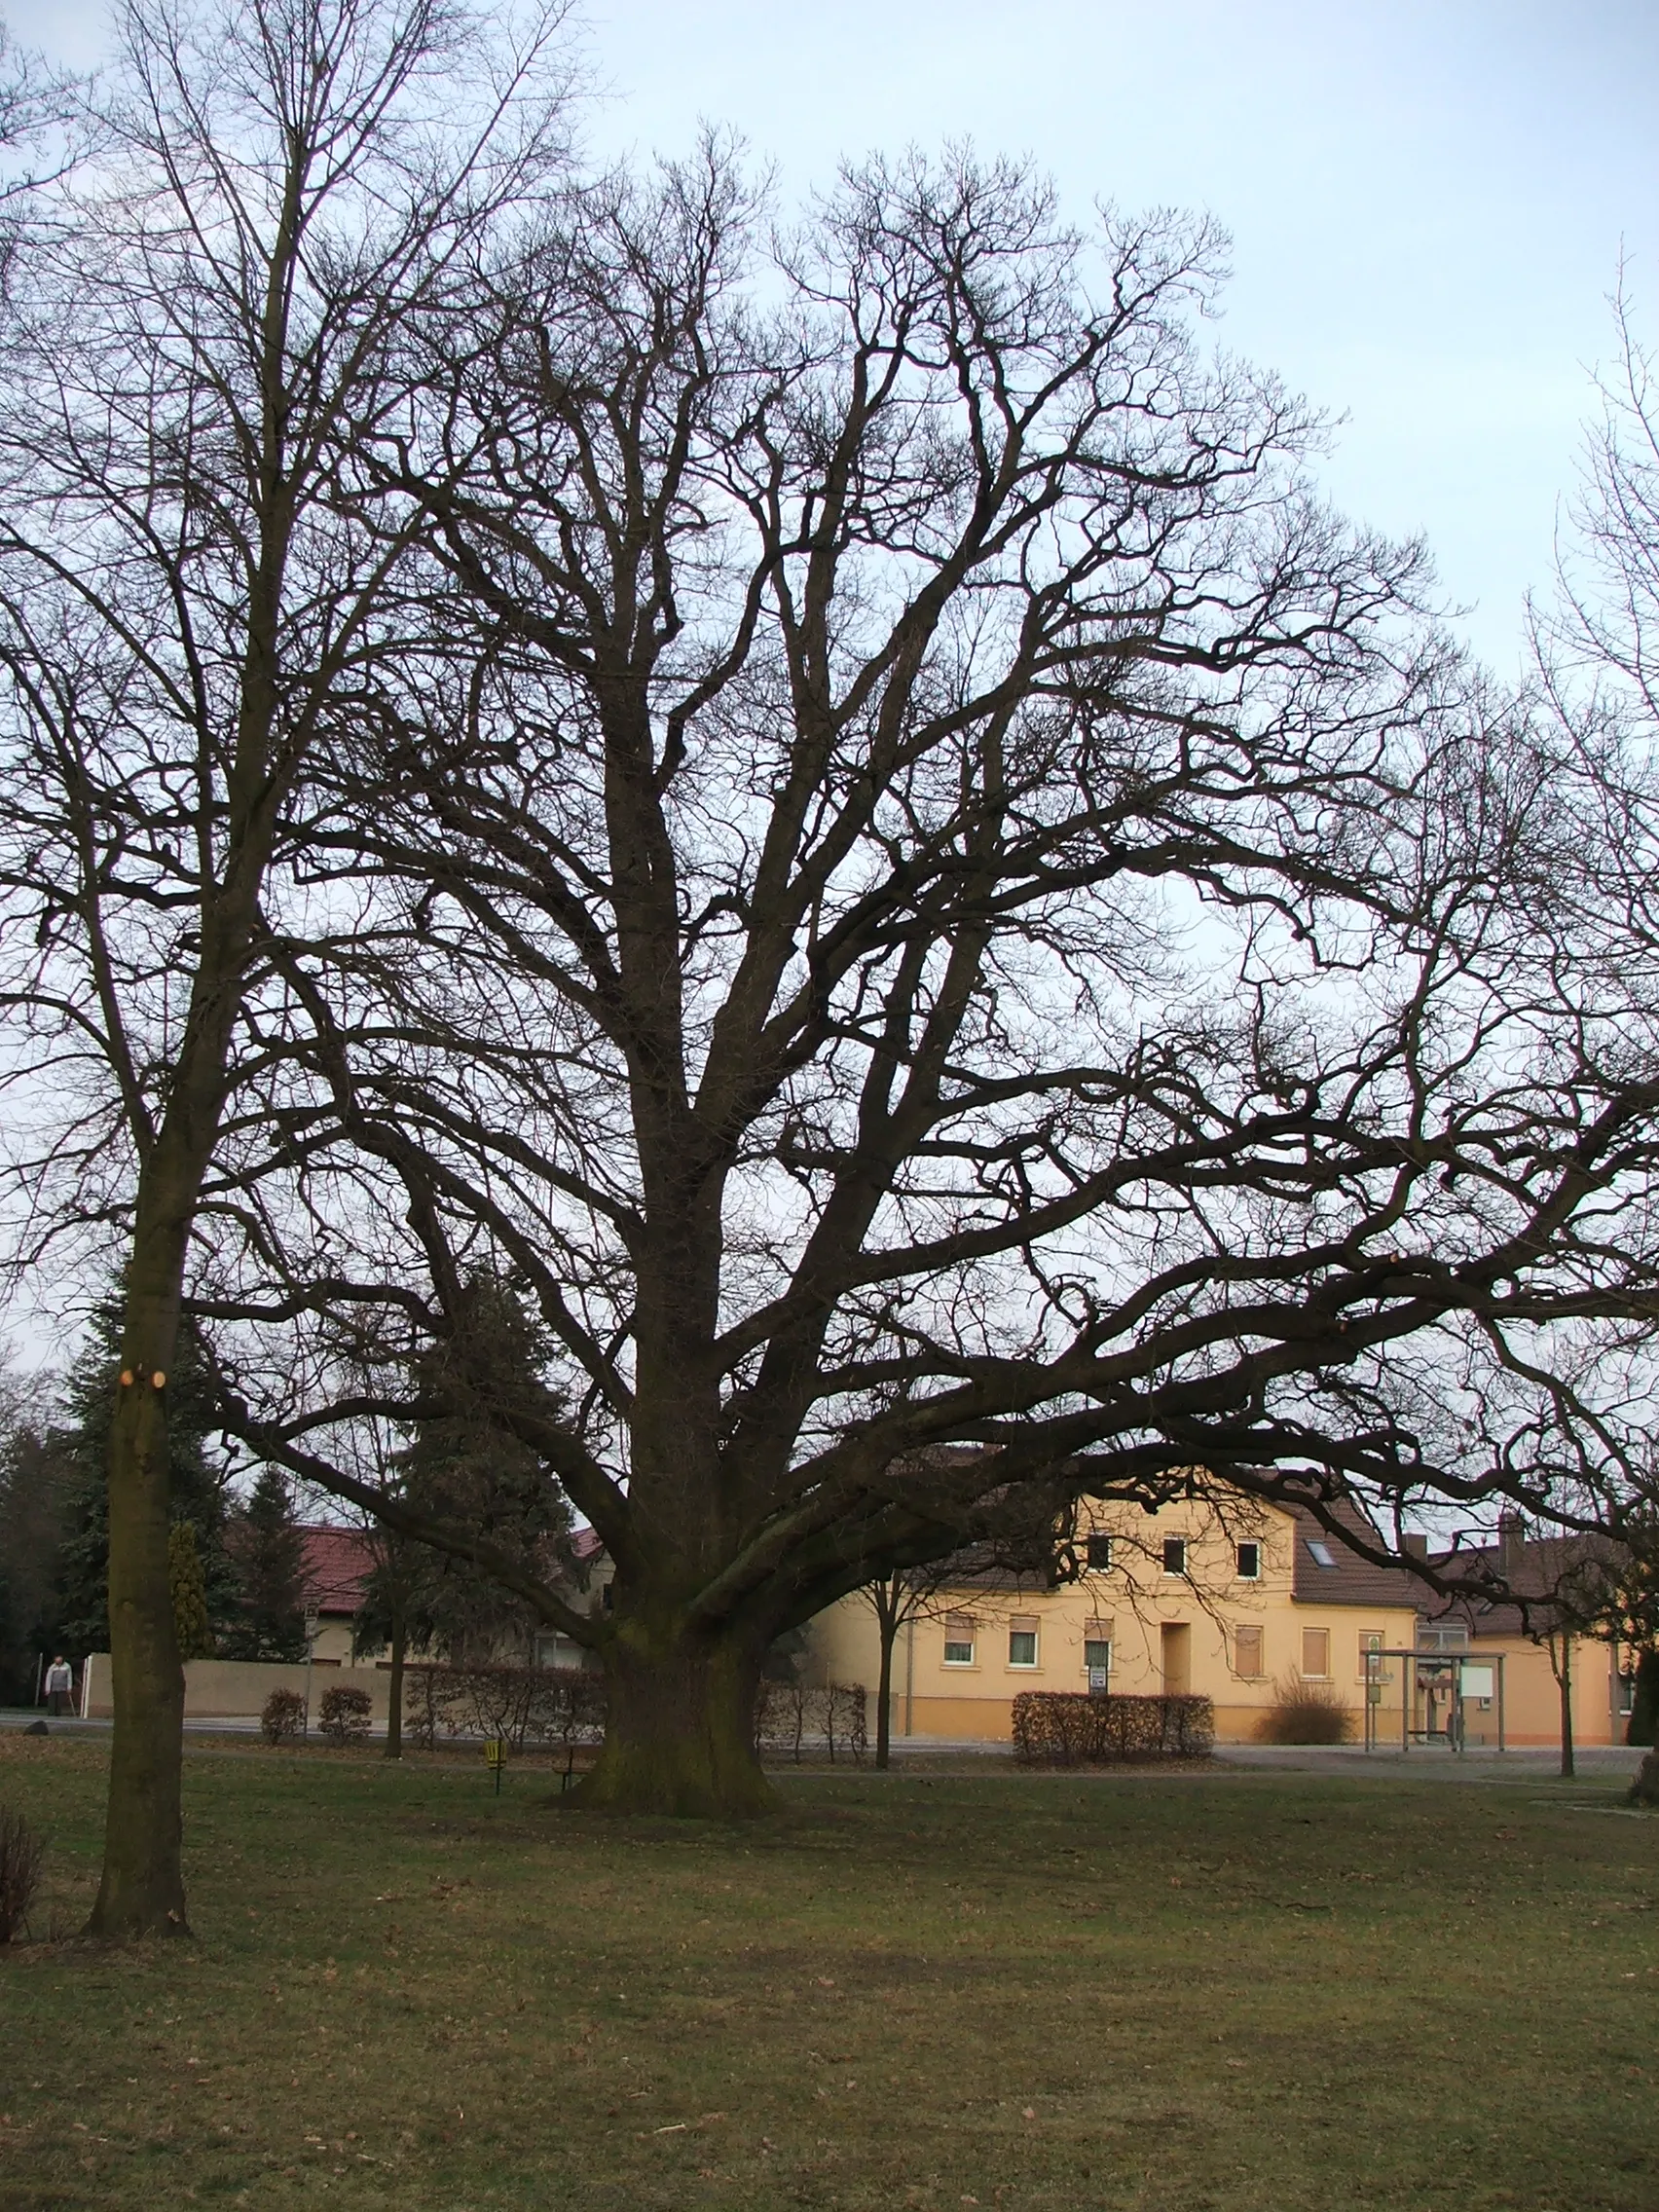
1084,1636,1113,1676
1301,1627,1330,1678
942,1614,976,1667
1008,1616,1039,1668
1619,1672,1637,1716
1235,1541,1261,1580
1086,1533,1114,1570
1234,1625,1264,1678
1161,1538,1188,1576
1306,1538,1338,1569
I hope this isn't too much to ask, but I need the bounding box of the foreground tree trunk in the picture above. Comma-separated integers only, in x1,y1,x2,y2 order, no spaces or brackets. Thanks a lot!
574,1617,772,1818
88,1249,188,1937
1557,1636,1575,1780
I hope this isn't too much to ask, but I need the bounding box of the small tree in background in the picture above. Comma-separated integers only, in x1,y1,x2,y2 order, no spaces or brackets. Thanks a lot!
859,1566,969,1771
166,1523,212,1661
351,1528,430,1760
0,1409,72,1703
222,1468,309,1662
1604,1512,1659,1747
383,1278,573,1669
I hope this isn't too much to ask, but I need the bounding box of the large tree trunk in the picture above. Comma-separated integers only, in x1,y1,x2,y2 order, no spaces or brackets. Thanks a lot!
87,1252,188,1939
574,1614,773,1818
385,1605,407,1761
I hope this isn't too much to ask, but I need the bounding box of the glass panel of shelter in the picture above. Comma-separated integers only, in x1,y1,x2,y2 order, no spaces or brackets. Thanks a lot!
1360,1642,1505,1754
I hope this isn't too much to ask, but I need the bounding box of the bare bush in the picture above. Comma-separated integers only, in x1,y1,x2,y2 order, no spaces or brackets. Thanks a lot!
1012,1691,1214,1766
0,1805,45,1940
260,1688,305,1747
401,1664,607,1760
755,1682,869,1765
1255,1677,1355,1745
316,1683,372,1748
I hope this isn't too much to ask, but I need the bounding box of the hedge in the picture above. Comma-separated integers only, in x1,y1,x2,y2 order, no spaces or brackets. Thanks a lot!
400,1664,607,1760
1011,1689,1214,1765
755,1680,868,1763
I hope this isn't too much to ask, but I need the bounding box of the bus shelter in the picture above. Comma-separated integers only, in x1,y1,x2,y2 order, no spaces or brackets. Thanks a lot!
1362,1648,1505,1753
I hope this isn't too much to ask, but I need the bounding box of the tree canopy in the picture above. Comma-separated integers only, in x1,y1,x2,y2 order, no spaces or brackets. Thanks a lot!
6,8,1659,1842
193,151,1659,1812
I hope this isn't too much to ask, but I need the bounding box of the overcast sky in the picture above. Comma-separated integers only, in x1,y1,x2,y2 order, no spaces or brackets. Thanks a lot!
20,0,1659,668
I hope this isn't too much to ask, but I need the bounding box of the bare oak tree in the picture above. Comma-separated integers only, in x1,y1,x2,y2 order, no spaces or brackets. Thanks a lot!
162,160,1659,1814
0,0,573,1935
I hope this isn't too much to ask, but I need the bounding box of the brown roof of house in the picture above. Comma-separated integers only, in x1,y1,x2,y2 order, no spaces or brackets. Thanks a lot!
1423,1530,1622,1641
1284,1500,1429,1609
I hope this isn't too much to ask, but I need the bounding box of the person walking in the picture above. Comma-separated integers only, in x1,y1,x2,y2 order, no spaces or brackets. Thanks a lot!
43,1655,74,1718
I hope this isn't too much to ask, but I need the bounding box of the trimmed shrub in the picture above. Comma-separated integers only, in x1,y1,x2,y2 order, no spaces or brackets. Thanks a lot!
260,1687,306,1745
317,1682,372,1746
1012,1690,1214,1765
755,1681,868,1764
0,1806,46,1941
1255,1675,1354,1745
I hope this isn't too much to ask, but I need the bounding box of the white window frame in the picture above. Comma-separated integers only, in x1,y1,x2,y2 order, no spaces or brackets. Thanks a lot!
1161,1537,1188,1577
1007,1627,1039,1669
1235,1540,1262,1580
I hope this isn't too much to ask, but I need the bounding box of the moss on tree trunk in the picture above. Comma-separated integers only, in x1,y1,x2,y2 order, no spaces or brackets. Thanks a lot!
574,1616,773,1819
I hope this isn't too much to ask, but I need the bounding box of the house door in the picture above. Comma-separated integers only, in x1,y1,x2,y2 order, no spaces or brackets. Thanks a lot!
1161,1622,1192,1697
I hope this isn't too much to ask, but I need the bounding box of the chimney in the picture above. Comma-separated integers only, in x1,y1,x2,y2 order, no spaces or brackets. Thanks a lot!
1401,1532,1428,1561
1497,1512,1525,1576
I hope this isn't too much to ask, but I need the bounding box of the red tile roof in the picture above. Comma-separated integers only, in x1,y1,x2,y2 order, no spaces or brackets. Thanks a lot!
299,1525,378,1616
298,1521,608,1615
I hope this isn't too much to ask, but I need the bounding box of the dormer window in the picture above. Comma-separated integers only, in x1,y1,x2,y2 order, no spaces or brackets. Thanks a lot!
1306,1539,1337,1569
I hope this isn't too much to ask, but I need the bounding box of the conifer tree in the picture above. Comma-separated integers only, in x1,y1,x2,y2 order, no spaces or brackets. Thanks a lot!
221,1467,309,1662
0,1414,72,1702
382,1276,573,1668
51,1300,239,1659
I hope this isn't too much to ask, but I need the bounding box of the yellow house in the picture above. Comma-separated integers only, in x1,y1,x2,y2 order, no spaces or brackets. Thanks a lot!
805,1494,1423,1745
1419,1519,1636,1751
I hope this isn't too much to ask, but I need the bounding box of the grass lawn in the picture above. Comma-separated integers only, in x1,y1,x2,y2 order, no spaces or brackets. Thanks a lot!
0,1735,1653,2211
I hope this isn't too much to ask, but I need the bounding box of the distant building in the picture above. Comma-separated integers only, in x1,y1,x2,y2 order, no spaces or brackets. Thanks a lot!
803,1493,1636,1750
